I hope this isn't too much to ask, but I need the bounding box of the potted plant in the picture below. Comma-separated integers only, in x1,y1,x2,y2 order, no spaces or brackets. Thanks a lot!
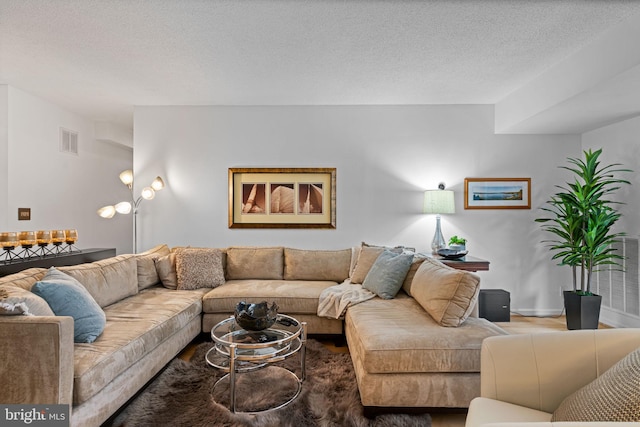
448,236,467,252
536,148,630,329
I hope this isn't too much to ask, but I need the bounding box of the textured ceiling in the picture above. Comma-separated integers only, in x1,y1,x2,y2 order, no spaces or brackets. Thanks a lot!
2,0,640,128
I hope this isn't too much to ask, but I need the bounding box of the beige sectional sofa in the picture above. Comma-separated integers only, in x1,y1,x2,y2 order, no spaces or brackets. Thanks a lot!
0,243,507,426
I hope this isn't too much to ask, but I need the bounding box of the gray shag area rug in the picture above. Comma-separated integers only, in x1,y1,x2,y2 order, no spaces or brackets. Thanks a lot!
111,339,431,427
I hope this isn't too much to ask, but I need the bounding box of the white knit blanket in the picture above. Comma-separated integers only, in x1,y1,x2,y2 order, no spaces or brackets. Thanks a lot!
317,280,376,319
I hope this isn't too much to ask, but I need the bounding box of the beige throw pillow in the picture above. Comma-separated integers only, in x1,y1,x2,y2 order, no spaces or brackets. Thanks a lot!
175,248,225,290
401,253,429,296
410,257,480,327
154,253,178,290
136,244,171,290
350,243,407,284
552,346,640,422
350,246,385,284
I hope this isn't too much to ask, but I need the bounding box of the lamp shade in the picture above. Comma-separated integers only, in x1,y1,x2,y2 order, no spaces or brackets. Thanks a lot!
141,187,155,200
151,176,165,191
97,205,116,218
424,190,455,214
115,201,132,214
119,170,134,186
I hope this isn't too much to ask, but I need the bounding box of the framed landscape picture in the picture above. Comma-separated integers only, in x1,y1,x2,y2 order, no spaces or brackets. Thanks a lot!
229,167,336,228
464,178,531,210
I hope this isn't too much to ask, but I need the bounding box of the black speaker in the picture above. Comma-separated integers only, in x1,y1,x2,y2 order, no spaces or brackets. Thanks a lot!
479,289,510,322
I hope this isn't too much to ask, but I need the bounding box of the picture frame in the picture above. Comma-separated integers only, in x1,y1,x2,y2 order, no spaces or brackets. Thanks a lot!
464,178,531,210
229,167,336,228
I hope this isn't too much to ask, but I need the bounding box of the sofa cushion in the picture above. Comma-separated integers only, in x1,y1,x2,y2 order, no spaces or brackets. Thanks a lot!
175,247,225,290
345,295,506,374
0,285,54,316
552,346,640,422
32,268,106,343
226,247,284,280
411,257,480,327
284,248,351,282
136,244,171,290
154,252,177,289
58,255,138,308
0,267,46,291
72,287,208,405
202,279,336,314
362,250,414,299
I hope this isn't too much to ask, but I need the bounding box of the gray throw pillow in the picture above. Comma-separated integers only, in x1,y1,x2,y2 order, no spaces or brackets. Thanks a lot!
362,250,414,299
31,267,106,343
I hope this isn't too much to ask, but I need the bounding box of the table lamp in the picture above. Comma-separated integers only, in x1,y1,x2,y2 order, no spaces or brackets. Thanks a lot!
424,183,455,253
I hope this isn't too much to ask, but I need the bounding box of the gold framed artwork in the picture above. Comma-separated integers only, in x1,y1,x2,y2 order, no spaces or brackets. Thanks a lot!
464,178,531,210
228,167,336,228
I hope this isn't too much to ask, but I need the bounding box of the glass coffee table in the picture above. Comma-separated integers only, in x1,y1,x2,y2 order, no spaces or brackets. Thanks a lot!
206,314,307,414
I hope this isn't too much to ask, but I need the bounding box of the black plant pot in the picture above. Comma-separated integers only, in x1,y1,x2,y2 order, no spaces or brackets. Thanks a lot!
563,290,602,330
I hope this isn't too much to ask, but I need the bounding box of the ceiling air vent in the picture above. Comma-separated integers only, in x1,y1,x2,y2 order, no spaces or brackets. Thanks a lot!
60,127,79,155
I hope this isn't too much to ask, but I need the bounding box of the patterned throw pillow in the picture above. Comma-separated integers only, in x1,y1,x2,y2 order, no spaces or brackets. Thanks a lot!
175,248,225,290
552,346,640,422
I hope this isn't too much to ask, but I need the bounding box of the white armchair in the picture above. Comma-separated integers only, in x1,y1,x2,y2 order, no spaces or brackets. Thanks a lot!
465,328,640,427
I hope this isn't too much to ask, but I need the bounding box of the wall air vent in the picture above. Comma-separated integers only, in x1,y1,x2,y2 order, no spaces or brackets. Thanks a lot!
60,127,78,155
596,237,640,327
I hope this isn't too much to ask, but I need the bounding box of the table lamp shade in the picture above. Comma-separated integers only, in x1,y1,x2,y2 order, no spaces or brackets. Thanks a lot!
424,190,455,214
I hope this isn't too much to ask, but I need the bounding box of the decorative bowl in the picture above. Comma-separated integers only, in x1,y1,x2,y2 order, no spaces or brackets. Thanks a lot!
437,249,469,260
234,301,279,331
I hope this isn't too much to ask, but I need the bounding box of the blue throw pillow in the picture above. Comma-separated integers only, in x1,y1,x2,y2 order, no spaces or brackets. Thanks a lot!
32,267,106,343
363,250,414,299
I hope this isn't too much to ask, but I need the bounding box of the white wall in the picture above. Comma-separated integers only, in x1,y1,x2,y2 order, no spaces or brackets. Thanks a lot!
0,86,8,230
135,105,580,314
4,86,133,254
582,116,640,236
582,116,640,327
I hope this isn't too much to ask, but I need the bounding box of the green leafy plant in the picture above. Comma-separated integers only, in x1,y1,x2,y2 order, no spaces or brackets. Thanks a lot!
449,235,466,245
536,148,631,295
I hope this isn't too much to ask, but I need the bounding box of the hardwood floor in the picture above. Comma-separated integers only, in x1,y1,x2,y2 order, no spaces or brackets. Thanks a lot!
181,315,611,427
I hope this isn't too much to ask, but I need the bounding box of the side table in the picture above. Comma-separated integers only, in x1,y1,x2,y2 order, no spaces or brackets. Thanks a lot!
433,254,490,272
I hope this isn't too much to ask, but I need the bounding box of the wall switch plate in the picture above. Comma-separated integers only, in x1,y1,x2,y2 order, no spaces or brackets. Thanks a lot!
18,208,31,220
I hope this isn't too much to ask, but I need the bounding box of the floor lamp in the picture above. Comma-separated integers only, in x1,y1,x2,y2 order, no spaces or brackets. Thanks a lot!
423,183,455,254
97,170,165,253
